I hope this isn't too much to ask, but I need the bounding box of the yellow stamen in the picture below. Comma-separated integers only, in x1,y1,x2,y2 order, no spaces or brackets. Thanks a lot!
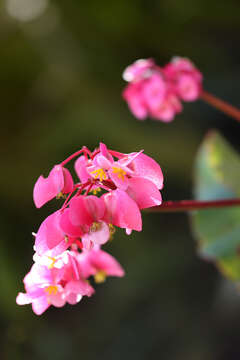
44,285,58,296
90,222,102,232
47,257,57,269
56,192,67,199
91,187,102,195
112,167,126,181
90,168,107,182
94,270,107,284
108,224,116,241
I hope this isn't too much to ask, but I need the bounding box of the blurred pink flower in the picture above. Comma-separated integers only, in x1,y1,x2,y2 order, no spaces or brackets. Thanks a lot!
122,56,203,122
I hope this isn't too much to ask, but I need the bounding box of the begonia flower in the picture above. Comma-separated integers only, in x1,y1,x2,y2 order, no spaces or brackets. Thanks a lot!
77,247,125,282
17,252,94,315
33,165,74,208
18,142,164,315
122,56,203,122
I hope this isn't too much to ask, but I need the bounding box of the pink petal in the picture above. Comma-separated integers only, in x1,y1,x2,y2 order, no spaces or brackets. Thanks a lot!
62,168,74,193
122,82,147,120
142,73,166,110
74,156,91,183
16,292,32,305
108,165,129,190
99,142,114,163
59,209,83,238
123,58,155,82
35,211,68,256
82,221,110,249
126,177,162,209
65,279,94,297
48,292,66,308
33,165,65,208
66,293,82,305
177,74,201,101
88,249,125,277
32,296,50,315
103,189,142,231
69,195,105,226
131,153,164,189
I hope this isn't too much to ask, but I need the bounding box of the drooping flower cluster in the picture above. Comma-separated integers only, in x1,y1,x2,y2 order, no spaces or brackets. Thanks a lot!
17,143,163,315
122,57,203,122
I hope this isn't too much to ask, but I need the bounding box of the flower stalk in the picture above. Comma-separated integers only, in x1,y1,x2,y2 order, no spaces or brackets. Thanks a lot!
147,198,240,213
201,90,240,122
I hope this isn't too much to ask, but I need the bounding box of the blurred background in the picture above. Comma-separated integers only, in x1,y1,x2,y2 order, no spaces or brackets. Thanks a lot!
1,0,240,359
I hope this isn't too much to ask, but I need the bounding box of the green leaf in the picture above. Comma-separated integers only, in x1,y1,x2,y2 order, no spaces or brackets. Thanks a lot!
192,131,240,281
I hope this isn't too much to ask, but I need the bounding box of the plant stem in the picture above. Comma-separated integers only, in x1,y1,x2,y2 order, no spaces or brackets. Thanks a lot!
147,198,240,213
201,90,240,122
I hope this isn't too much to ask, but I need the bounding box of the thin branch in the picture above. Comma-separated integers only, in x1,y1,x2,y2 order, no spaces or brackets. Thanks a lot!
146,198,240,213
201,90,240,122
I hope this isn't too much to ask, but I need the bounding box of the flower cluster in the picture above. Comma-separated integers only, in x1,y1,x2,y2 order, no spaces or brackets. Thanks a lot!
17,143,163,315
122,57,203,122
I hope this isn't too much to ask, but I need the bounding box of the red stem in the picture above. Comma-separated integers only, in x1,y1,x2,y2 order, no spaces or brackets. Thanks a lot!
61,146,91,167
147,198,240,213
201,90,240,122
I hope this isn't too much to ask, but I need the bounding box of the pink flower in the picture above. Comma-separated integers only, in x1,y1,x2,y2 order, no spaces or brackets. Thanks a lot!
16,252,94,315
78,247,125,282
18,143,165,315
33,165,74,208
122,56,203,122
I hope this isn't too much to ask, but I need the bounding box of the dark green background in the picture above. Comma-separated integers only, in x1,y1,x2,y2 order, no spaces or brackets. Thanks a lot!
1,0,240,359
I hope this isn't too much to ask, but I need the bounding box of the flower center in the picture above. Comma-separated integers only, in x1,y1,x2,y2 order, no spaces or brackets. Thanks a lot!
90,222,102,232
112,167,126,180
47,257,56,269
94,270,107,283
90,168,107,182
91,187,102,195
44,285,58,295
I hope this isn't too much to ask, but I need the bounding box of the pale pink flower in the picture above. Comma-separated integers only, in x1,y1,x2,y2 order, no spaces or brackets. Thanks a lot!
123,58,155,82
16,252,94,315
33,165,74,208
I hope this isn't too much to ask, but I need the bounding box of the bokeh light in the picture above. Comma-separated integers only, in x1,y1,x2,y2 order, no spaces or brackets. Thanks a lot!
6,0,48,22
